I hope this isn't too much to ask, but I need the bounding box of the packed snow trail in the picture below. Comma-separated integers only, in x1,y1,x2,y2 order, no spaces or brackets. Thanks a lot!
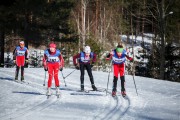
0,68,180,120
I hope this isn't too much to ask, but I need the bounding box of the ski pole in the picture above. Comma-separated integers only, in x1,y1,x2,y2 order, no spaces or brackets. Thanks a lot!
61,71,67,87
106,61,112,96
132,62,138,96
132,74,138,96
64,69,76,79
43,71,47,86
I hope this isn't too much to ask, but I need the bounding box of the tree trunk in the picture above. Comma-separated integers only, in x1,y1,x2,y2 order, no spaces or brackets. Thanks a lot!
81,0,86,46
159,0,165,80
0,30,5,67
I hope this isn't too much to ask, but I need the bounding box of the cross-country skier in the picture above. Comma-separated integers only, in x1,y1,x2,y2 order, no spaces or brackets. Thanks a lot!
106,44,133,97
13,41,29,81
73,46,97,91
43,42,64,96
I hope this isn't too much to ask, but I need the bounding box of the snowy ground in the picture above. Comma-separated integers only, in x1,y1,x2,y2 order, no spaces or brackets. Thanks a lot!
0,68,180,120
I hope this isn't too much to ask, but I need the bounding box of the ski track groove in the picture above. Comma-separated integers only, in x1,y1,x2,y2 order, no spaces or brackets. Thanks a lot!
1,96,58,120
95,90,130,120
0,69,131,120
0,70,59,120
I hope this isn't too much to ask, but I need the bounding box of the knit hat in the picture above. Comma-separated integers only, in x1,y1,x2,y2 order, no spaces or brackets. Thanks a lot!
49,43,56,48
19,41,24,45
116,48,123,53
84,46,91,54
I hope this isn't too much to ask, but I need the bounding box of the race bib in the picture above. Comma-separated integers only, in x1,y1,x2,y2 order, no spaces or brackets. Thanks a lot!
112,57,126,64
80,56,90,63
48,56,59,62
17,50,25,56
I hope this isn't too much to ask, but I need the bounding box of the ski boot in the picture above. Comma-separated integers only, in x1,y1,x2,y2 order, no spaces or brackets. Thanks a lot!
56,87,61,98
112,91,116,97
80,84,84,92
121,91,126,97
46,88,52,98
92,84,97,91
21,76,24,82
15,76,18,81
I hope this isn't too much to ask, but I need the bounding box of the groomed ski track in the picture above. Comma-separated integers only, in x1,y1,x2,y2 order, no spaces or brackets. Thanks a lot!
0,68,130,120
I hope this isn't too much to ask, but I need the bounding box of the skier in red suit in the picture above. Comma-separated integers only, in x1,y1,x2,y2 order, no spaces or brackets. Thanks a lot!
106,45,133,97
13,41,29,81
43,43,64,96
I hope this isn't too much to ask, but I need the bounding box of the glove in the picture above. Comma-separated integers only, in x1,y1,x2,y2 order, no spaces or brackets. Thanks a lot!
130,59,133,62
25,59,29,64
44,67,48,71
13,60,16,63
75,64,80,70
59,67,63,71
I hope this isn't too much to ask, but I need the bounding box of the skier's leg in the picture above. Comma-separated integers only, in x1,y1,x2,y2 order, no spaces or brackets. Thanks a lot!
112,64,119,96
47,64,53,88
54,63,60,87
120,63,126,96
21,66,24,81
15,66,19,80
15,56,20,80
46,64,53,96
86,64,97,90
54,64,60,95
112,76,118,92
54,64,60,96
119,63,125,91
80,64,85,90
120,76,125,91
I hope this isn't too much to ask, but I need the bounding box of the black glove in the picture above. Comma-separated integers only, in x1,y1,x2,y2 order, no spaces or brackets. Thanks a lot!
106,53,111,58
75,64,80,70
44,68,48,71
60,67,63,71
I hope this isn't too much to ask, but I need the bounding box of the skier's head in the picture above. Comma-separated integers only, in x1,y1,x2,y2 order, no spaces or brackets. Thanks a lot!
49,43,56,52
116,47,123,56
84,46,91,55
19,41,25,48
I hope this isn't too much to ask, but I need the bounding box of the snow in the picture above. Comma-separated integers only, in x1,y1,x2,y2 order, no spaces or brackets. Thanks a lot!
0,68,180,120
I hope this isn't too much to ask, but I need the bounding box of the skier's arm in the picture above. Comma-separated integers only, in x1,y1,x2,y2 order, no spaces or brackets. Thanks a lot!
25,49,29,60
73,53,80,66
13,48,17,60
126,55,133,62
106,51,113,60
92,53,97,63
25,49,29,64
43,54,48,69
59,55,64,67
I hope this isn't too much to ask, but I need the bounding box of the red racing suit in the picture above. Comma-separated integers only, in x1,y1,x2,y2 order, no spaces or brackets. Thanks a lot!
13,46,29,67
43,49,64,88
106,49,133,78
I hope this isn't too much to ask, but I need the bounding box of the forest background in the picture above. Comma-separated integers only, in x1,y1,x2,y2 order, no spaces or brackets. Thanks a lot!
0,0,179,82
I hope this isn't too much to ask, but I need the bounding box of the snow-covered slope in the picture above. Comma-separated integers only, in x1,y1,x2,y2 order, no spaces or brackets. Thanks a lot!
0,68,180,120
